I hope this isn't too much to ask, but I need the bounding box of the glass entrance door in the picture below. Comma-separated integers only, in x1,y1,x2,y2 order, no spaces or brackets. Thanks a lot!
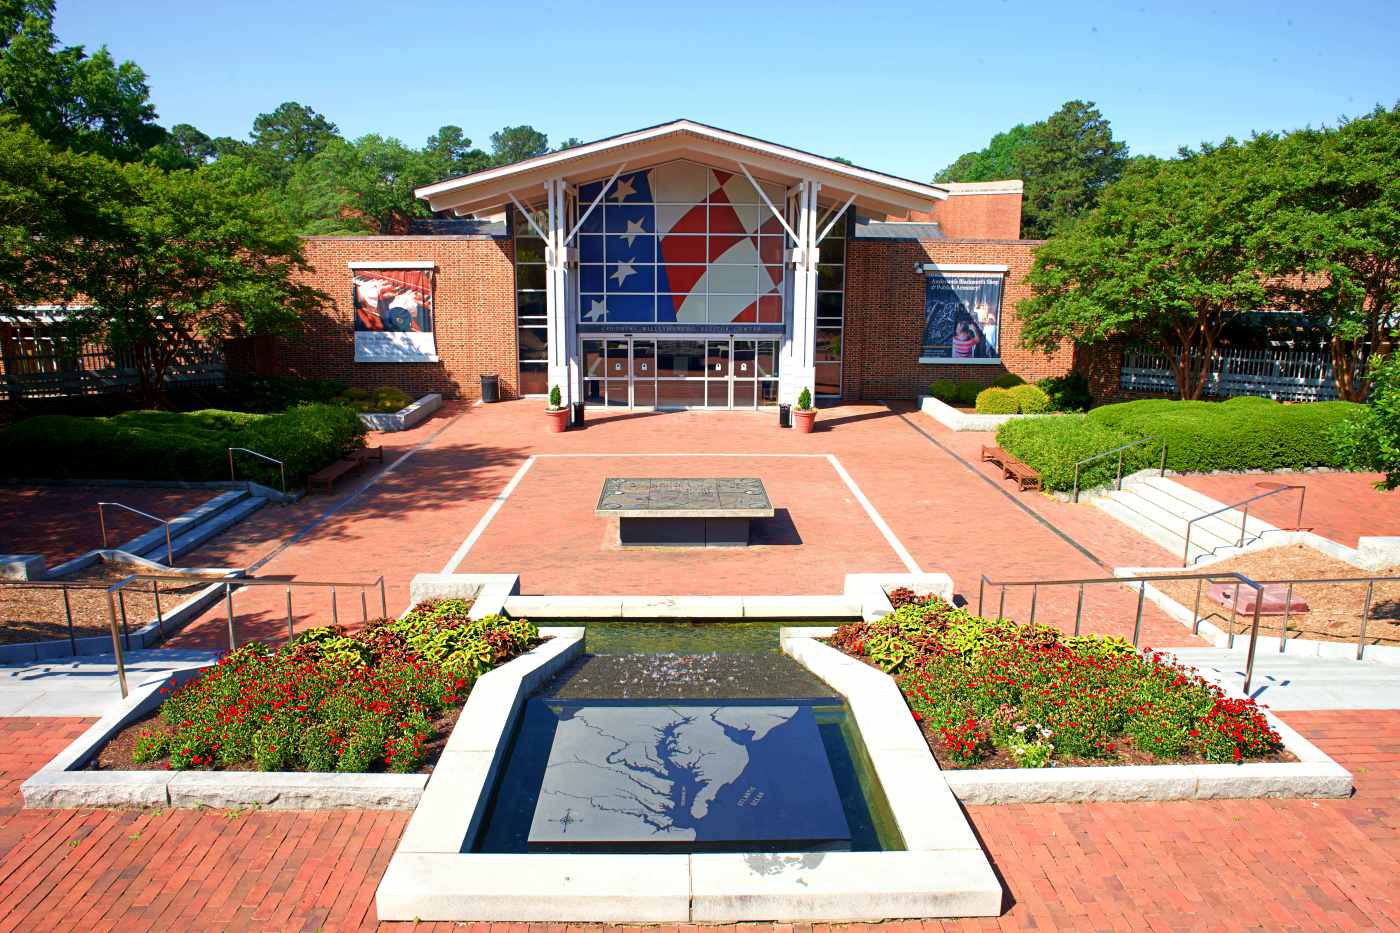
582,336,779,409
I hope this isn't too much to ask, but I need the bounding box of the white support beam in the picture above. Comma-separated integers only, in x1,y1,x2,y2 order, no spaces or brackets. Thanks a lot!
736,161,801,244
564,163,626,246
816,193,856,244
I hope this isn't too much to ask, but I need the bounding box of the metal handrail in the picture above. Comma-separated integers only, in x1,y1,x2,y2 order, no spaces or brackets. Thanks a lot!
1071,436,1167,502
97,501,174,565
0,578,108,656
977,570,1269,693
977,569,1395,696
228,447,287,495
103,573,389,697
1181,483,1305,566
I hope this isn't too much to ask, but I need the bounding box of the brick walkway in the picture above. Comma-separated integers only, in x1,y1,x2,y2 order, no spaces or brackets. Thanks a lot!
162,401,1200,650
1178,471,1400,548
0,710,1393,930
0,486,216,567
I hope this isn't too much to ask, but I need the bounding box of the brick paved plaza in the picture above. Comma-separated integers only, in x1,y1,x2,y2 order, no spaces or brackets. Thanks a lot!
3,401,1400,930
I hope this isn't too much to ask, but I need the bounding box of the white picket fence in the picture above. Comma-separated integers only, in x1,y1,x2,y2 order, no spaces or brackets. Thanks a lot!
1120,347,1339,401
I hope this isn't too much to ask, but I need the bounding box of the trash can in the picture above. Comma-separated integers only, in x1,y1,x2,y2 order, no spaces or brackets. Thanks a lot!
778,403,792,429
479,373,500,403
572,401,585,427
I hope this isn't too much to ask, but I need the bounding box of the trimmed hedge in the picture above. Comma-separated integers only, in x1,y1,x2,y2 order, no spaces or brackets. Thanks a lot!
1036,372,1093,412
998,397,1366,491
991,373,1026,389
0,403,365,487
929,379,958,403
975,387,1019,414
1008,384,1052,413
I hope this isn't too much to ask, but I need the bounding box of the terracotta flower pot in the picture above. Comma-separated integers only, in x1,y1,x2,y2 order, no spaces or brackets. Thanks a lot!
546,407,569,433
793,408,816,434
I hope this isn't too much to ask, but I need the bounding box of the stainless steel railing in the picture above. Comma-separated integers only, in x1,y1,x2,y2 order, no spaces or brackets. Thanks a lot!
103,573,389,697
0,578,113,656
1181,482,1305,566
1071,436,1167,503
97,501,174,565
978,570,1269,693
228,447,287,495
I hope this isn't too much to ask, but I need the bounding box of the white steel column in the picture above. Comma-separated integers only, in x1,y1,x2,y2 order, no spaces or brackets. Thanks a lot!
779,179,819,405
543,178,578,407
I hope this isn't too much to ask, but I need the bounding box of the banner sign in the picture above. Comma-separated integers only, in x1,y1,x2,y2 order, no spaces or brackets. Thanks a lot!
352,268,437,363
578,322,782,335
921,273,1003,360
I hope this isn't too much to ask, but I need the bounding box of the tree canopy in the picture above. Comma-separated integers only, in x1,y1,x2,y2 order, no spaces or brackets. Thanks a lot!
936,100,1128,238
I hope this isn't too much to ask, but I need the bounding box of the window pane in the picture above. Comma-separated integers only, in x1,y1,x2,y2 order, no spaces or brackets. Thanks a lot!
817,263,844,291
515,239,545,264
516,264,546,291
633,380,656,407
517,291,546,318
732,380,756,408
582,379,604,404
817,292,843,320
706,381,730,407
816,328,842,363
816,362,841,396
706,340,730,377
759,380,779,404
583,340,605,378
756,341,777,378
520,363,548,396
518,326,547,361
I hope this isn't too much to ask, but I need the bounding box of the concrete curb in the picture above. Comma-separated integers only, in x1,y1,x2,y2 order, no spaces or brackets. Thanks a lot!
359,393,442,432
408,572,519,620
20,629,574,811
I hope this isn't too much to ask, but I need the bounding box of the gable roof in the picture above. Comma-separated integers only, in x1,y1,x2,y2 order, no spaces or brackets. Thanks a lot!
415,119,946,217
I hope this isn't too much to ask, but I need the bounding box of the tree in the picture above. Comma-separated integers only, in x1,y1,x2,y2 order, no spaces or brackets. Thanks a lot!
282,135,440,234
490,124,548,165
1258,105,1400,401
0,121,326,407
555,136,584,150
935,123,1034,183
1021,143,1272,399
1331,349,1400,488
167,123,215,163
0,0,169,162
423,124,491,177
248,101,340,180
935,101,1127,238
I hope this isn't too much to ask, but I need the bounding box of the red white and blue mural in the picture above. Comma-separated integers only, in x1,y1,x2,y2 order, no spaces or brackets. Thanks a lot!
352,267,437,362
576,162,788,329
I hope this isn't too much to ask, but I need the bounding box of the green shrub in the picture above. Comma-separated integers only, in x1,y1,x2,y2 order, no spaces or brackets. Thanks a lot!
1008,384,1052,413
335,385,415,413
975,387,1019,414
991,372,1026,389
0,403,365,486
797,387,813,410
928,379,958,403
997,414,1146,491
954,382,982,406
224,376,349,413
1330,350,1400,488
548,385,562,409
1085,397,1362,474
1037,372,1093,412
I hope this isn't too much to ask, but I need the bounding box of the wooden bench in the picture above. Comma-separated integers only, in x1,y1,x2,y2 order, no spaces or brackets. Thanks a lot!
1003,458,1042,492
349,445,383,465
308,458,361,493
980,445,1008,468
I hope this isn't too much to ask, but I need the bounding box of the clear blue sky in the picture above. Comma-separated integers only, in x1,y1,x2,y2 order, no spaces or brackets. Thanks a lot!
56,0,1400,181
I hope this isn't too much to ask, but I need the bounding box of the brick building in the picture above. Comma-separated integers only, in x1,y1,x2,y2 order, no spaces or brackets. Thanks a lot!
250,120,1070,407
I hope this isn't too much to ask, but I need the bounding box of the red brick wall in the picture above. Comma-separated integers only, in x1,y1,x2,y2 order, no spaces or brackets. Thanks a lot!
914,193,1023,240
250,236,518,400
843,238,1075,400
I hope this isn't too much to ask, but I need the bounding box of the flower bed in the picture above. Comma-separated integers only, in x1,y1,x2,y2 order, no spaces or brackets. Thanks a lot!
93,599,537,774
830,595,1287,769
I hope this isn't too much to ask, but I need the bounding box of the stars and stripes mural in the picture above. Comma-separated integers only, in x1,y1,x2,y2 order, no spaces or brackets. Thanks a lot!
576,161,788,327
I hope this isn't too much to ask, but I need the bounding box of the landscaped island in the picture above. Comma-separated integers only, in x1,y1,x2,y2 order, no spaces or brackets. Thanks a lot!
96,599,538,773
829,591,1285,769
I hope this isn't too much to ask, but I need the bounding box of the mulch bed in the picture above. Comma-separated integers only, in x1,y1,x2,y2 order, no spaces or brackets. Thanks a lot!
0,565,213,646
1154,544,1400,647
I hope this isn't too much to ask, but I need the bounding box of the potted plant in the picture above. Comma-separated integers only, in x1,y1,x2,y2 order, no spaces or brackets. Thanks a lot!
793,387,816,433
546,385,569,433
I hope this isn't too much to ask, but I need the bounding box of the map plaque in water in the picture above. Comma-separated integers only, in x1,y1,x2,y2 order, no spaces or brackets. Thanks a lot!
527,704,850,849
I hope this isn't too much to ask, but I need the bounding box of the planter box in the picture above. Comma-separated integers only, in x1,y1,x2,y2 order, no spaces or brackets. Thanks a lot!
918,395,1065,432
21,627,579,811
359,393,442,432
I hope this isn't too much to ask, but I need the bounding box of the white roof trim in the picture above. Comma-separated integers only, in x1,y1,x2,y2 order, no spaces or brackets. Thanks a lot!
415,119,945,209
347,261,436,270
941,180,1024,195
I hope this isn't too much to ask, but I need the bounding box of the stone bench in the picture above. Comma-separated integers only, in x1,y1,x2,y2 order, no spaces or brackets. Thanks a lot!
595,477,775,548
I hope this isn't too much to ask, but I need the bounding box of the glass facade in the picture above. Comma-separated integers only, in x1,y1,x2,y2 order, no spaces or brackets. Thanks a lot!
511,159,848,403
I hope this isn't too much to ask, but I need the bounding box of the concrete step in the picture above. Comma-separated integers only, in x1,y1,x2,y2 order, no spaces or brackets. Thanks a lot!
1090,494,1215,562
139,496,267,564
117,489,248,559
1164,647,1400,708
1124,481,1276,544
1104,488,1240,549
0,648,219,716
